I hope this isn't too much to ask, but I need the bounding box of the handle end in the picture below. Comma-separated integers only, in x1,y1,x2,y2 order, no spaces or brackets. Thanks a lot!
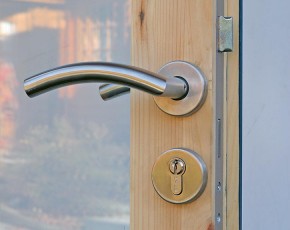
99,84,130,101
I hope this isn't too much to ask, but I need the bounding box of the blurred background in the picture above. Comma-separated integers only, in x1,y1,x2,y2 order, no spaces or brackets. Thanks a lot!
0,0,131,229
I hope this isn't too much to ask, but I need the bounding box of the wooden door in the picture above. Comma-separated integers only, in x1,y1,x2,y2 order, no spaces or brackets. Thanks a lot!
130,1,239,229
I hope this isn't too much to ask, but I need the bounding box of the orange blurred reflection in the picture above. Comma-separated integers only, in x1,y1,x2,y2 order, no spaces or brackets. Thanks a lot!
0,60,18,155
16,0,64,4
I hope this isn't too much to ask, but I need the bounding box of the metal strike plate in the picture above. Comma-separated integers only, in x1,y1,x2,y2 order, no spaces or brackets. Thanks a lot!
151,148,207,204
217,16,233,52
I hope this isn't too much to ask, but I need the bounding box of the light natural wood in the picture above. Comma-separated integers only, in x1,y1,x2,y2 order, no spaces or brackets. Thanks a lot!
130,1,215,229
225,0,240,229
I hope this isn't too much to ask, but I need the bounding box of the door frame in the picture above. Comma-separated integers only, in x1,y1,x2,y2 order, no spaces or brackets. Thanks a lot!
224,0,240,229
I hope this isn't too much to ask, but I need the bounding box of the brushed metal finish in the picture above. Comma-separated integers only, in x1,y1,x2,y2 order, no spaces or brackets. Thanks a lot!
99,61,208,116
153,61,207,116
24,61,207,116
217,16,233,52
151,148,207,204
99,84,130,100
99,84,130,101
169,158,185,175
24,62,187,99
169,158,186,195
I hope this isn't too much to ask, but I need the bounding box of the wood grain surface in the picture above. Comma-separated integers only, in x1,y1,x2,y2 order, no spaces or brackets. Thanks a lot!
130,1,214,229
225,0,240,228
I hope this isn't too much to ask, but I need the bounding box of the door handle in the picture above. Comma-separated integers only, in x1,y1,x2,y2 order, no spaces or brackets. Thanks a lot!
24,61,207,116
99,84,130,101
24,62,187,99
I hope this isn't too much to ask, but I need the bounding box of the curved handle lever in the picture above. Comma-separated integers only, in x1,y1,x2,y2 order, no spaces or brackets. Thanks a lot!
99,84,130,101
24,61,207,116
24,62,187,99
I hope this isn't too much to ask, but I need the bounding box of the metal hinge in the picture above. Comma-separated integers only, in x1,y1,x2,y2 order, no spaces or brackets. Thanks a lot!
217,16,233,52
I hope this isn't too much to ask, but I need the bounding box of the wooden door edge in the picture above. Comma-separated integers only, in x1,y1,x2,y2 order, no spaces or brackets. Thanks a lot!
224,0,240,229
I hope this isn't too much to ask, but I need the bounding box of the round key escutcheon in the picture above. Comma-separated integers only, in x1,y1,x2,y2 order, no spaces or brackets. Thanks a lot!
151,148,207,204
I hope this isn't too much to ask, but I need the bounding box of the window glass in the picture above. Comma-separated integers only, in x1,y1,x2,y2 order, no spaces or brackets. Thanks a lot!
0,1,130,229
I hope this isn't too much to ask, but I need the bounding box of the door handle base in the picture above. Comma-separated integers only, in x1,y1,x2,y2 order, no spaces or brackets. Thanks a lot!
153,61,207,116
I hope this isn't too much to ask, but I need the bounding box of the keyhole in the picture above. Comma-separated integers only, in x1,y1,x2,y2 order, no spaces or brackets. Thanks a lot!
169,158,185,175
169,158,186,195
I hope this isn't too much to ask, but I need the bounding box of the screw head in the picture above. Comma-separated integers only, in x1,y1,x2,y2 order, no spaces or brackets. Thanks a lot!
217,182,222,191
216,213,222,223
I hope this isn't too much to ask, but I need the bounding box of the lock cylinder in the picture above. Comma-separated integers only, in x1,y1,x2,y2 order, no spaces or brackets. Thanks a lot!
151,148,207,204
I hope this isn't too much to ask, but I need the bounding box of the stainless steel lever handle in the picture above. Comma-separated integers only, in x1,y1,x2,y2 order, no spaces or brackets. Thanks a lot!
24,61,207,116
24,62,187,99
99,84,130,101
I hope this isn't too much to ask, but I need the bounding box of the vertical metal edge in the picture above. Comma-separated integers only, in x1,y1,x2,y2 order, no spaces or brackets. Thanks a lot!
239,0,243,228
215,0,225,229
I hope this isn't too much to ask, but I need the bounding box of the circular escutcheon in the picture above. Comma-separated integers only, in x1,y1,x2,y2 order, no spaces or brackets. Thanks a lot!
151,148,207,204
153,61,207,116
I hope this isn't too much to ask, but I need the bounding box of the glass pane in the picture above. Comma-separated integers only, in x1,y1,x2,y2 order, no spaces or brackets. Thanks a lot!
0,0,130,229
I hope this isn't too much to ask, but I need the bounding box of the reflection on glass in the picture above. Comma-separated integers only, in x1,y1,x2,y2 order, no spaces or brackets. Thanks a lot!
0,0,130,229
